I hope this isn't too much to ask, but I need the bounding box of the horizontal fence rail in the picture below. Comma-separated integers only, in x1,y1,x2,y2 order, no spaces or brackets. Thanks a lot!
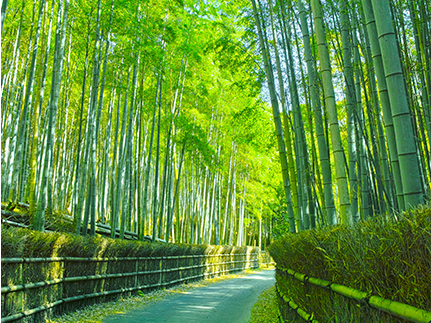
277,266,431,323
276,286,319,323
1,251,259,323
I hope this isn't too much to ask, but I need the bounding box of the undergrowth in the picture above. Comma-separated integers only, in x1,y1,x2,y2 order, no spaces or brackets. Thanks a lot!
249,285,279,323
1,202,75,233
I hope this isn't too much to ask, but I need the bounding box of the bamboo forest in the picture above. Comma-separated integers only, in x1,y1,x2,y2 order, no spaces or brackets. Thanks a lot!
1,0,430,244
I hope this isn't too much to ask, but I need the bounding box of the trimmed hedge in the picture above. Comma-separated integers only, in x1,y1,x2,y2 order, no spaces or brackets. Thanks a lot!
269,205,431,322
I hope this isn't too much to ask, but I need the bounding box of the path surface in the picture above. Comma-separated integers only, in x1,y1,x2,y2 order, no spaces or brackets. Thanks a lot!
103,269,275,323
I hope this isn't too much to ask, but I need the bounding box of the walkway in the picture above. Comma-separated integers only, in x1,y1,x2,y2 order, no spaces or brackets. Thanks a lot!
103,269,275,323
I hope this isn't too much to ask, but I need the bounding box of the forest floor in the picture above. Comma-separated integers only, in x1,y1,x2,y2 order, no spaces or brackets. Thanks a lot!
49,268,275,323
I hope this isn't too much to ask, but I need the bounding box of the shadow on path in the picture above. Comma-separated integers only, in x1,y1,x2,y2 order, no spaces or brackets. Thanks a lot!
103,269,275,323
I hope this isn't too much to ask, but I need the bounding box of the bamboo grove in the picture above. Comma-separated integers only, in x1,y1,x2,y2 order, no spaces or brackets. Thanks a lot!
251,0,430,232
1,0,284,245
1,0,430,244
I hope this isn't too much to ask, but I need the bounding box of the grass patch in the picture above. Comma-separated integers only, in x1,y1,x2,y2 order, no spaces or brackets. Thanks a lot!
249,285,279,323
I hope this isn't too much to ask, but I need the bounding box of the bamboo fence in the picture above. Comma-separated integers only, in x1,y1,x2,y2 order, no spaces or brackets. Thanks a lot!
276,285,320,323
1,250,259,323
277,266,431,323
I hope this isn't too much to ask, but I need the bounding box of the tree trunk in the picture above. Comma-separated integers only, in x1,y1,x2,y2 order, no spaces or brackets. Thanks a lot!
370,0,424,209
311,0,351,224
34,0,69,231
297,0,336,225
251,0,296,232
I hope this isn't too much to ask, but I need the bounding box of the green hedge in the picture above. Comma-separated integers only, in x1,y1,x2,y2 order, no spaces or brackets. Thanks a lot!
269,205,431,322
1,226,260,259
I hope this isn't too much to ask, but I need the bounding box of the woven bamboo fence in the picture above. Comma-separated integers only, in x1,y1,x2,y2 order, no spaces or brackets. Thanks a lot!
276,266,431,323
1,250,259,323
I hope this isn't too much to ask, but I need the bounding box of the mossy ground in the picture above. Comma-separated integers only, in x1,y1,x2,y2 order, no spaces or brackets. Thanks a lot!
249,285,279,323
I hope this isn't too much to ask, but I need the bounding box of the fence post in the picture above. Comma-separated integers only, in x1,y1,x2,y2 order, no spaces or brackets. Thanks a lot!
159,257,163,287
19,261,23,315
135,258,139,289
60,259,65,314
177,256,180,282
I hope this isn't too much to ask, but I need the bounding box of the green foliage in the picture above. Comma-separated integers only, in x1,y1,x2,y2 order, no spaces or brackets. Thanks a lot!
2,204,74,234
228,101,272,148
1,226,258,259
269,205,431,322
249,285,279,323
1,0,284,245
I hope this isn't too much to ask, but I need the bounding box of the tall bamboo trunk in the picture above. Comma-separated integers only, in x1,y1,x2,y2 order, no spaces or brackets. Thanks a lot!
297,0,336,225
281,5,310,230
311,0,351,224
370,0,424,209
111,67,131,238
251,0,296,232
140,76,161,240
72,17,92,234
1,0,8,33
270,0,298,225
361,0,404,211
34,0,69,230
152,76,163,242
222,143,234,244
28,0,51,217
166,141,185,242
339,0,359,222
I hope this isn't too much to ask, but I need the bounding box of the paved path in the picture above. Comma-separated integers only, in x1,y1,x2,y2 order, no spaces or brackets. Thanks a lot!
104,269,275,323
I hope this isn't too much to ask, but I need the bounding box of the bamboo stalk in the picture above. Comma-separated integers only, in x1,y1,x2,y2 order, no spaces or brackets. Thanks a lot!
369,296,431,323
